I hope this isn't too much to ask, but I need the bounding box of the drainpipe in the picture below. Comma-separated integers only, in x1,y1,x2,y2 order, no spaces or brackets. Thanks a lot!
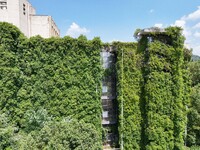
121,49,124,150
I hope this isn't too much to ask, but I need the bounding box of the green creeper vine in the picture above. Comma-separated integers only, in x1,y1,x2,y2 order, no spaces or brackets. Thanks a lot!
137,27,190,150
0,22,103,147
0,22,191,150
115,42,143,149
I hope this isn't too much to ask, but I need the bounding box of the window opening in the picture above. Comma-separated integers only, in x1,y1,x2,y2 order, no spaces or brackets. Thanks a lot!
102,86,108,93
0,1,7,10
23,3,26,15
0,6,7,9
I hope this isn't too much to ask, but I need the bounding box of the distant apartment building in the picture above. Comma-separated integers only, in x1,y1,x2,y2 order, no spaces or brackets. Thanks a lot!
0,0,60,38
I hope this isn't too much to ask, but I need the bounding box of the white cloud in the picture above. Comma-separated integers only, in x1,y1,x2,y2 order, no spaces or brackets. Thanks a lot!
149,9,154,13
193,22,200,28
154,23,163,28
174,20,186,28
183,6,200,21
194,31,200,38
183,29,192,37
184,43,191,49
173,6,200,56
66,22,90,38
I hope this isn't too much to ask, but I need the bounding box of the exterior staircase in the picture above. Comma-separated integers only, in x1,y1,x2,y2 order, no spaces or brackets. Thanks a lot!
101,48,119,149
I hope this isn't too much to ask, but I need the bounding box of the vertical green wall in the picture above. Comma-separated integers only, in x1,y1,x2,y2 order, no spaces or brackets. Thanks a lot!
116,27,190,150
0,23,191,150
0,22,103,147
115,42,143,149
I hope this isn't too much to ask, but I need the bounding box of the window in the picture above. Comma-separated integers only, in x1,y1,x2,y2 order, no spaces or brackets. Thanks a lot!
0,1,7,10
23,3,26,15
0,6,6,9
0,2,6,5
101,51,112,69
103,111,108,118
102,86,108,93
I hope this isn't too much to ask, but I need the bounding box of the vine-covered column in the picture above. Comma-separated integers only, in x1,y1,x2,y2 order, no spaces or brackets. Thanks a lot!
116,42,143,150
137,27,188,150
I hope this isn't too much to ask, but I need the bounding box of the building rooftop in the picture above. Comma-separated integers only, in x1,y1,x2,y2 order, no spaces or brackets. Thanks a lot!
136,27,166,38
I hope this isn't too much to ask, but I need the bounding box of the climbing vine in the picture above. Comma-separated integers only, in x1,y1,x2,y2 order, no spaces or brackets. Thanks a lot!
0,22,103,146
115,42,143,149
116,27,190,150
0,22,191,150
137,27,190,150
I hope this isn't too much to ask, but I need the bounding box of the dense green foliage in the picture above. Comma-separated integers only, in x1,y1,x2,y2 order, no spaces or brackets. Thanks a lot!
140,27,189,150
0,113,101,150
189,61,200,86
116,27,190,150
31,119,101,150
115,42,143,149
187,84,200,146
142,42,176,150
187,61,200,147
0,22,103,149
1,22,195,150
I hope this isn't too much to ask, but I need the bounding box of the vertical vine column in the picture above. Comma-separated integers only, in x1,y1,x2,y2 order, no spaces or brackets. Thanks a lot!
137,27,188,150
165,27,188,150
116,42,143,150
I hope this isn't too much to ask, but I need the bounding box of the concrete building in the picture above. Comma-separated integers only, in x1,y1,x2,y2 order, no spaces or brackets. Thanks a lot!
30,15,60,38
0,0,60,38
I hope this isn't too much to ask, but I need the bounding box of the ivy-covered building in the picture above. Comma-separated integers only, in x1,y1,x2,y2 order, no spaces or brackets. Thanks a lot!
0,22,190,150
102,27,190,150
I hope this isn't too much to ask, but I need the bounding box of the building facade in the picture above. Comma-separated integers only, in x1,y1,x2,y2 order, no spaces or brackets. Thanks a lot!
0,0,60,38
101,49,119,148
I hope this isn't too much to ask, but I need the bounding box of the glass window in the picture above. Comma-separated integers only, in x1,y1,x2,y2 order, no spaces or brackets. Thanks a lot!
0,6,7,9
23,3,26,15
103,111,108,118
102,86,108,93
0,2,6,5
0,1,7,10
101,51,112,69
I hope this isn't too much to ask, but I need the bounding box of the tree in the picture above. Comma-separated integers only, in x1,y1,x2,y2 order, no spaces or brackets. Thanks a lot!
187,60,200,147
0,23,103,141
22,119,102,150
0,113,19,150
22,108,51,133
188,61,200,86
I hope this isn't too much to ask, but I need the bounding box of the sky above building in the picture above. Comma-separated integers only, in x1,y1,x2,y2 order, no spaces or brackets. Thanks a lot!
29,0,200,56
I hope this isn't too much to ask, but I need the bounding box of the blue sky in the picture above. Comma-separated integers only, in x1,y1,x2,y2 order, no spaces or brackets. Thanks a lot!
29,0,200,55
